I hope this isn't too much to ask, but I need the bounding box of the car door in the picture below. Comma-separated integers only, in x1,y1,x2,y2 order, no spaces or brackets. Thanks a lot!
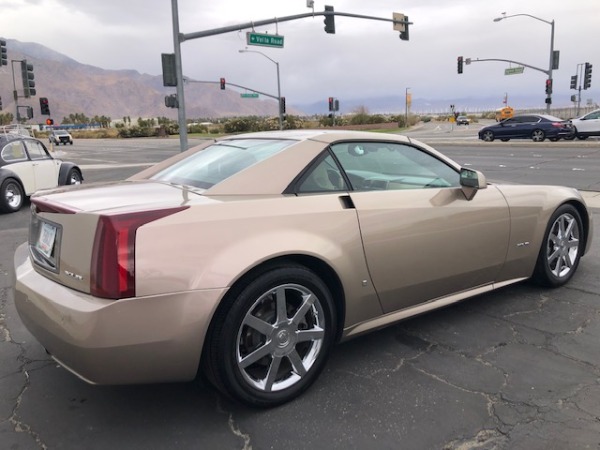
23,139,60,191
516,116,541,138
577,110,600,133
331,141,511,313
495,117,519,138
1,140,38,194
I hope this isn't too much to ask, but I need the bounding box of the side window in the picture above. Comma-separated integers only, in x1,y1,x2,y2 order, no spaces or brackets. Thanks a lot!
586,111,600,120
331,142,460,191
1,141,28,163
297,154,347,193
24,140,50,160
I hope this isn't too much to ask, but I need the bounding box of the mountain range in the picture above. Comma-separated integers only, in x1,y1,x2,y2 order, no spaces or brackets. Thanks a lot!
1,39,596,123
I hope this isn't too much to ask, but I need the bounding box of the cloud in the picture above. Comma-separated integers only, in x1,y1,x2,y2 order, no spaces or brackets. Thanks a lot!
1,0,599,107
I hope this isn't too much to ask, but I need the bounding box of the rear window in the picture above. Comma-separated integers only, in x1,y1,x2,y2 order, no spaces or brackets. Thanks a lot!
151,138,296,189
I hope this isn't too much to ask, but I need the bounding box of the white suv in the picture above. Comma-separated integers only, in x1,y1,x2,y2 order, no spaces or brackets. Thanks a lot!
49,129,74,145
568,109,600,140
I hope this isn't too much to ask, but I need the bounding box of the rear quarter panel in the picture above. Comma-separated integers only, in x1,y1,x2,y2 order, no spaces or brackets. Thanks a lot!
134,193,383,327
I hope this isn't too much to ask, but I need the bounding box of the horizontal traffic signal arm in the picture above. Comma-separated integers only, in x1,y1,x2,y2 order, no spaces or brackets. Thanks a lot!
180,8,413,42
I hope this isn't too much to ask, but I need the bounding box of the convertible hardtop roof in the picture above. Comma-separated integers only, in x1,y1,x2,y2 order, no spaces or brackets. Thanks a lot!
221,129,413,145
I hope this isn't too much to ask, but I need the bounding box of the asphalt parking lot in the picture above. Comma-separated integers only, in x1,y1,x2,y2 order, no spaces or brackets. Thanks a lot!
1,137,599,449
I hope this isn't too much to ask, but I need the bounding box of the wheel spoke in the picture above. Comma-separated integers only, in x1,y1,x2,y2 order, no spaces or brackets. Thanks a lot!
239,342,273,369
287,349,307,377
263,355,283,392
275,287,288,324
297,327,324,343
244,314,275,336
291,293,315,325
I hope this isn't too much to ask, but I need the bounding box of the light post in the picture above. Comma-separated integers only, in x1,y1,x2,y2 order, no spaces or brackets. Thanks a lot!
493,13,555,114
239,49,283,130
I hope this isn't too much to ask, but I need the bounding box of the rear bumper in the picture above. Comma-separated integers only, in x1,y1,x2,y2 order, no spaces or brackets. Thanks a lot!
13,243,226,385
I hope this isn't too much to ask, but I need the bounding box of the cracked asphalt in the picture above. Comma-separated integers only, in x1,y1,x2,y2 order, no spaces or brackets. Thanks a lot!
1,139,600,449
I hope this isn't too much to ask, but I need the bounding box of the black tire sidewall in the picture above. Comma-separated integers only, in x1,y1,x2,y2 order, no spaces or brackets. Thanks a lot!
209,265,336,407
533,204,583,287
67,169,81,184
0,179,24,213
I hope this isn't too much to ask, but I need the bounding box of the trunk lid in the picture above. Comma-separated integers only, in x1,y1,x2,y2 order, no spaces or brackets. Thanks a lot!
28,180,205,296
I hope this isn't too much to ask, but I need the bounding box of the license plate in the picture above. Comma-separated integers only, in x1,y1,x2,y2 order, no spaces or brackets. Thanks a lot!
36,222,57,259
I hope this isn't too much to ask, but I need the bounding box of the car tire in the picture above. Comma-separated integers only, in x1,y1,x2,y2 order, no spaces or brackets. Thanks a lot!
0,179,25,213
563,128,576,141
500,138,510,142
203,264,336,407
577,134,589,140
482,131,495,142
531,129,546,142
549,137,559,142
67,168,83,185
532,204,583,288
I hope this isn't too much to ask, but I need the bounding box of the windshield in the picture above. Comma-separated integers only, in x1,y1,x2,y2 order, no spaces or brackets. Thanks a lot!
151,138,296,189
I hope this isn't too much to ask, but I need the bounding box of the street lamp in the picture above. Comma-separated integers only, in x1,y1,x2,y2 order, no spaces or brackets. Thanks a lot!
493,13,555,114
239,49,283,130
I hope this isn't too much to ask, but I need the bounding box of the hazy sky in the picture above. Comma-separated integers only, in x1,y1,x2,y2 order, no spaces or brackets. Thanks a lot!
1,0,599,107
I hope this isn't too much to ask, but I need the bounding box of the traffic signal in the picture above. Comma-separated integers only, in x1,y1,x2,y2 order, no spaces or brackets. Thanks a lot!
40,97,50,115
279,97,286,114
220,77,226,90
457,56,463,74
400,16,409,41
328,97,334,111
46,118,54,126
570,75,578,90
0,96,2,111
545,79,553,95
324,5,335,34
164,94,178,108
583,62,593,89
20,60,36,98
26,106,33,119
0,40,7,66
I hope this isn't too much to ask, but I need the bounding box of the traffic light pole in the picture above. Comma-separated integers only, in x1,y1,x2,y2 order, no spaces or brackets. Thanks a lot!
170,1,412,152
184,79,280,100
170,0,188,153
465,57,552,112
493,13,554,114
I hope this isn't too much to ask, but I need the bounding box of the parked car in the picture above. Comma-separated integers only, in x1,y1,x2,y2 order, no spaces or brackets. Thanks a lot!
0,126,83,213
456,115,470,125
565,108,600,140
49,129,73,145
14,130,593,407
479,114,573,142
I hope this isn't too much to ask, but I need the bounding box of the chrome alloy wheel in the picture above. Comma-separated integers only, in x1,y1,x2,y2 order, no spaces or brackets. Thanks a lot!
236,283,325,393
546,212,580,278
5,181,23,209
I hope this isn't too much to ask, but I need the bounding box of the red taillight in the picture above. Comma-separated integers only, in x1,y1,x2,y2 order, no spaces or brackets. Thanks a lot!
551,122,564,128
90,207,188,299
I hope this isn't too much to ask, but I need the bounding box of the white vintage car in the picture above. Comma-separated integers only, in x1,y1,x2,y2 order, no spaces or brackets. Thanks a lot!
0,126,83,213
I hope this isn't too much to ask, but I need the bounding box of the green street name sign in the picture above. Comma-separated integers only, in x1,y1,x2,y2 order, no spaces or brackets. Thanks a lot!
505,67,525,75
246,32,284,48
241,93,259,98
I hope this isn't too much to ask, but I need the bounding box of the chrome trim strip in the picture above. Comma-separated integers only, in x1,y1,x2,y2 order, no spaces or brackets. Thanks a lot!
342,278,528,339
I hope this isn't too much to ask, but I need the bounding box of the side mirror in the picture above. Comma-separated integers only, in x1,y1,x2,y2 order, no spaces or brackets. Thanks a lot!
460,168,486,200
